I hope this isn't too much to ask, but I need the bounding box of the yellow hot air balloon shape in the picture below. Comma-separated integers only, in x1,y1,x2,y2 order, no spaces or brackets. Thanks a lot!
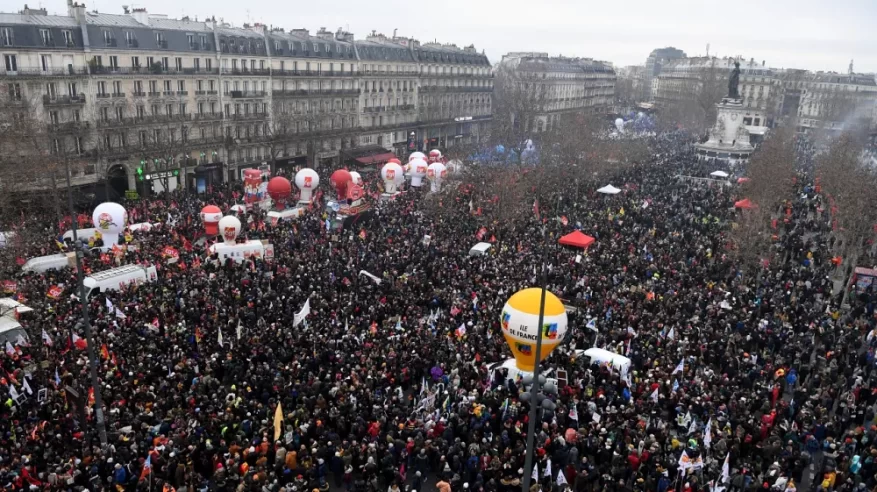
500,288,568,372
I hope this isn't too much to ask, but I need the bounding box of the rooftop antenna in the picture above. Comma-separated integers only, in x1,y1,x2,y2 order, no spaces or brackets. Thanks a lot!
705,43,709,57
848,59,854,75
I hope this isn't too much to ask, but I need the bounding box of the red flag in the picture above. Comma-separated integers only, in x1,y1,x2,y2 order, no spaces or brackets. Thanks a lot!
46,285,63,299
560,216,569,226
182,236,193,252
533,199,540,218
100,343,109,360
489,235,497,243
72,333,87,350
195,327,203,343
87,387,95,407
475,227,487,240
192,257,201,269
15,257,25,266
111,352,118,367
151,318,160,329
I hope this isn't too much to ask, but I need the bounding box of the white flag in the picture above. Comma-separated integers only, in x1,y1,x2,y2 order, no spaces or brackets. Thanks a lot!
650,387,659,402
667,327,675,340
106,298,113,310
114,307,126,319
4,342,14,355
544,459,552,477
586,318,597,332
688,416,697,435
358,270,382,285
217,329,223,347
236,321,242,340
556,470,568,486
8,384,20,401
293,298,311,327
22,377,33,396
532,464,538,482
41,329,53,347
672,359,684,374
704,417,713,449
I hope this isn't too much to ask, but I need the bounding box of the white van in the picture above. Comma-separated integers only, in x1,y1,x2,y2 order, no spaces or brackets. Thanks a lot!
208,240,274,263
82,264,158,298
469,242,493,256
62,228,100,244
577,348,632,377
267,208,305,225
0,316,27,346
21,253,75,273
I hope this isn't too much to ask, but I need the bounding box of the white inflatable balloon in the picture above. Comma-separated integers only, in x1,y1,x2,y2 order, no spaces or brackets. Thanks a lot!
381,163,405,194
294,168,320,203
615,118,624,133
427,162,447,193
92,202,127,246
218,215,242,244
408,152,426,163
409,158,428,187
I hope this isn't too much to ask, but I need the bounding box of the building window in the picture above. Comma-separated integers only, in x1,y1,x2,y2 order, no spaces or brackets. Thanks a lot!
102,30,114,45
205,58,212,71
4,54,17,72
39,29,53,46
62,30,73,46
175,57,182,71
0,28,14,46
41,54,52,72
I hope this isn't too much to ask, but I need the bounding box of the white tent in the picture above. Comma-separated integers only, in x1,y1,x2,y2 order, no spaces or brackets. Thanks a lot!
709,170,730,178
596,185,621,195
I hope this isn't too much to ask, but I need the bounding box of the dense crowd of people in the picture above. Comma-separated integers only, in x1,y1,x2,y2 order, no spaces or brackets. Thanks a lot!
0,131,874,492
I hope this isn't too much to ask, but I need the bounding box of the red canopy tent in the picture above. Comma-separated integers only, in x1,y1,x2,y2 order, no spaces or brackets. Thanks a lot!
558,230,595,249
734,198,757,210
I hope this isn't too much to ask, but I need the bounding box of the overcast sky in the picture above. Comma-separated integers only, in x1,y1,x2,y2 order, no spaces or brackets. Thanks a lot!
67,0,877,73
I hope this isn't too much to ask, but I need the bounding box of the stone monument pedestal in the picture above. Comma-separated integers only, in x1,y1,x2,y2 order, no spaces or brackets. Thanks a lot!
696,97,754,166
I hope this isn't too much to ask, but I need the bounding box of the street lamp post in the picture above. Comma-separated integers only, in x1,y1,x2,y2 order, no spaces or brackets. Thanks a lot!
521,223,549,492
65,159,109,451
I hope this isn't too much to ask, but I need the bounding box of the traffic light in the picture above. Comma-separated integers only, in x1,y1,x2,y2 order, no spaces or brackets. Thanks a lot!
173,169,180,176
136,162,145,181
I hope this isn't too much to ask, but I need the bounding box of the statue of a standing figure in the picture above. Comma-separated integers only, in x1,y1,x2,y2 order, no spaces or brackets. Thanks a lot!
728,61,741,99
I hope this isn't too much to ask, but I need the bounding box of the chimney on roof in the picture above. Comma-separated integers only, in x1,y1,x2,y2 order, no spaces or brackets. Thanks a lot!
69,1,86,22
316,27,333,40
21,4,48,15
335,28,353,42
130,7,148,25
291,28,309,36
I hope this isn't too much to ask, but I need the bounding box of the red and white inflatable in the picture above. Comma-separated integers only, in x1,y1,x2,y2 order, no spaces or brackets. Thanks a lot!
428,149,442,163
200,205,222,235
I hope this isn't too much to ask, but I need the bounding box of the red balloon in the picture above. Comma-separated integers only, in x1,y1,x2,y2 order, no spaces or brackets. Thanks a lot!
330,169,352,199
388,158,401,165
267,177,292,201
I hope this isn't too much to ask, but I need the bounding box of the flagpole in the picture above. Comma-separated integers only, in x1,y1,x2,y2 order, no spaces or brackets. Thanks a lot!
65,160,108,451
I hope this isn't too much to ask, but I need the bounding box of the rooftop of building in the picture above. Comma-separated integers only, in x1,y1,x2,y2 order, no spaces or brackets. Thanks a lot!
0,2,490,64
501,53,614,74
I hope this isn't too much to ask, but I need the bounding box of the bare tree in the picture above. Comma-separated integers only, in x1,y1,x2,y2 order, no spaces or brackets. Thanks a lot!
728,126,797,273
816,132,876,262
490,64,548,159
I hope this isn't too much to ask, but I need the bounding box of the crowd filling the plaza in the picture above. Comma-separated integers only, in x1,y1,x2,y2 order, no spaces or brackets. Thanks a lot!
0,133,873,492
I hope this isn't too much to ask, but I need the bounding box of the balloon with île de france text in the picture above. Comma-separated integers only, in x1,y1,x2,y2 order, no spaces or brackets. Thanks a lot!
501,288,568,372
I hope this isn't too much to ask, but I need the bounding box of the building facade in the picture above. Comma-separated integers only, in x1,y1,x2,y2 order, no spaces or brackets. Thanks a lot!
653,56,774,128
642,46,686,102
0,2,491,195
499,52,616,133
